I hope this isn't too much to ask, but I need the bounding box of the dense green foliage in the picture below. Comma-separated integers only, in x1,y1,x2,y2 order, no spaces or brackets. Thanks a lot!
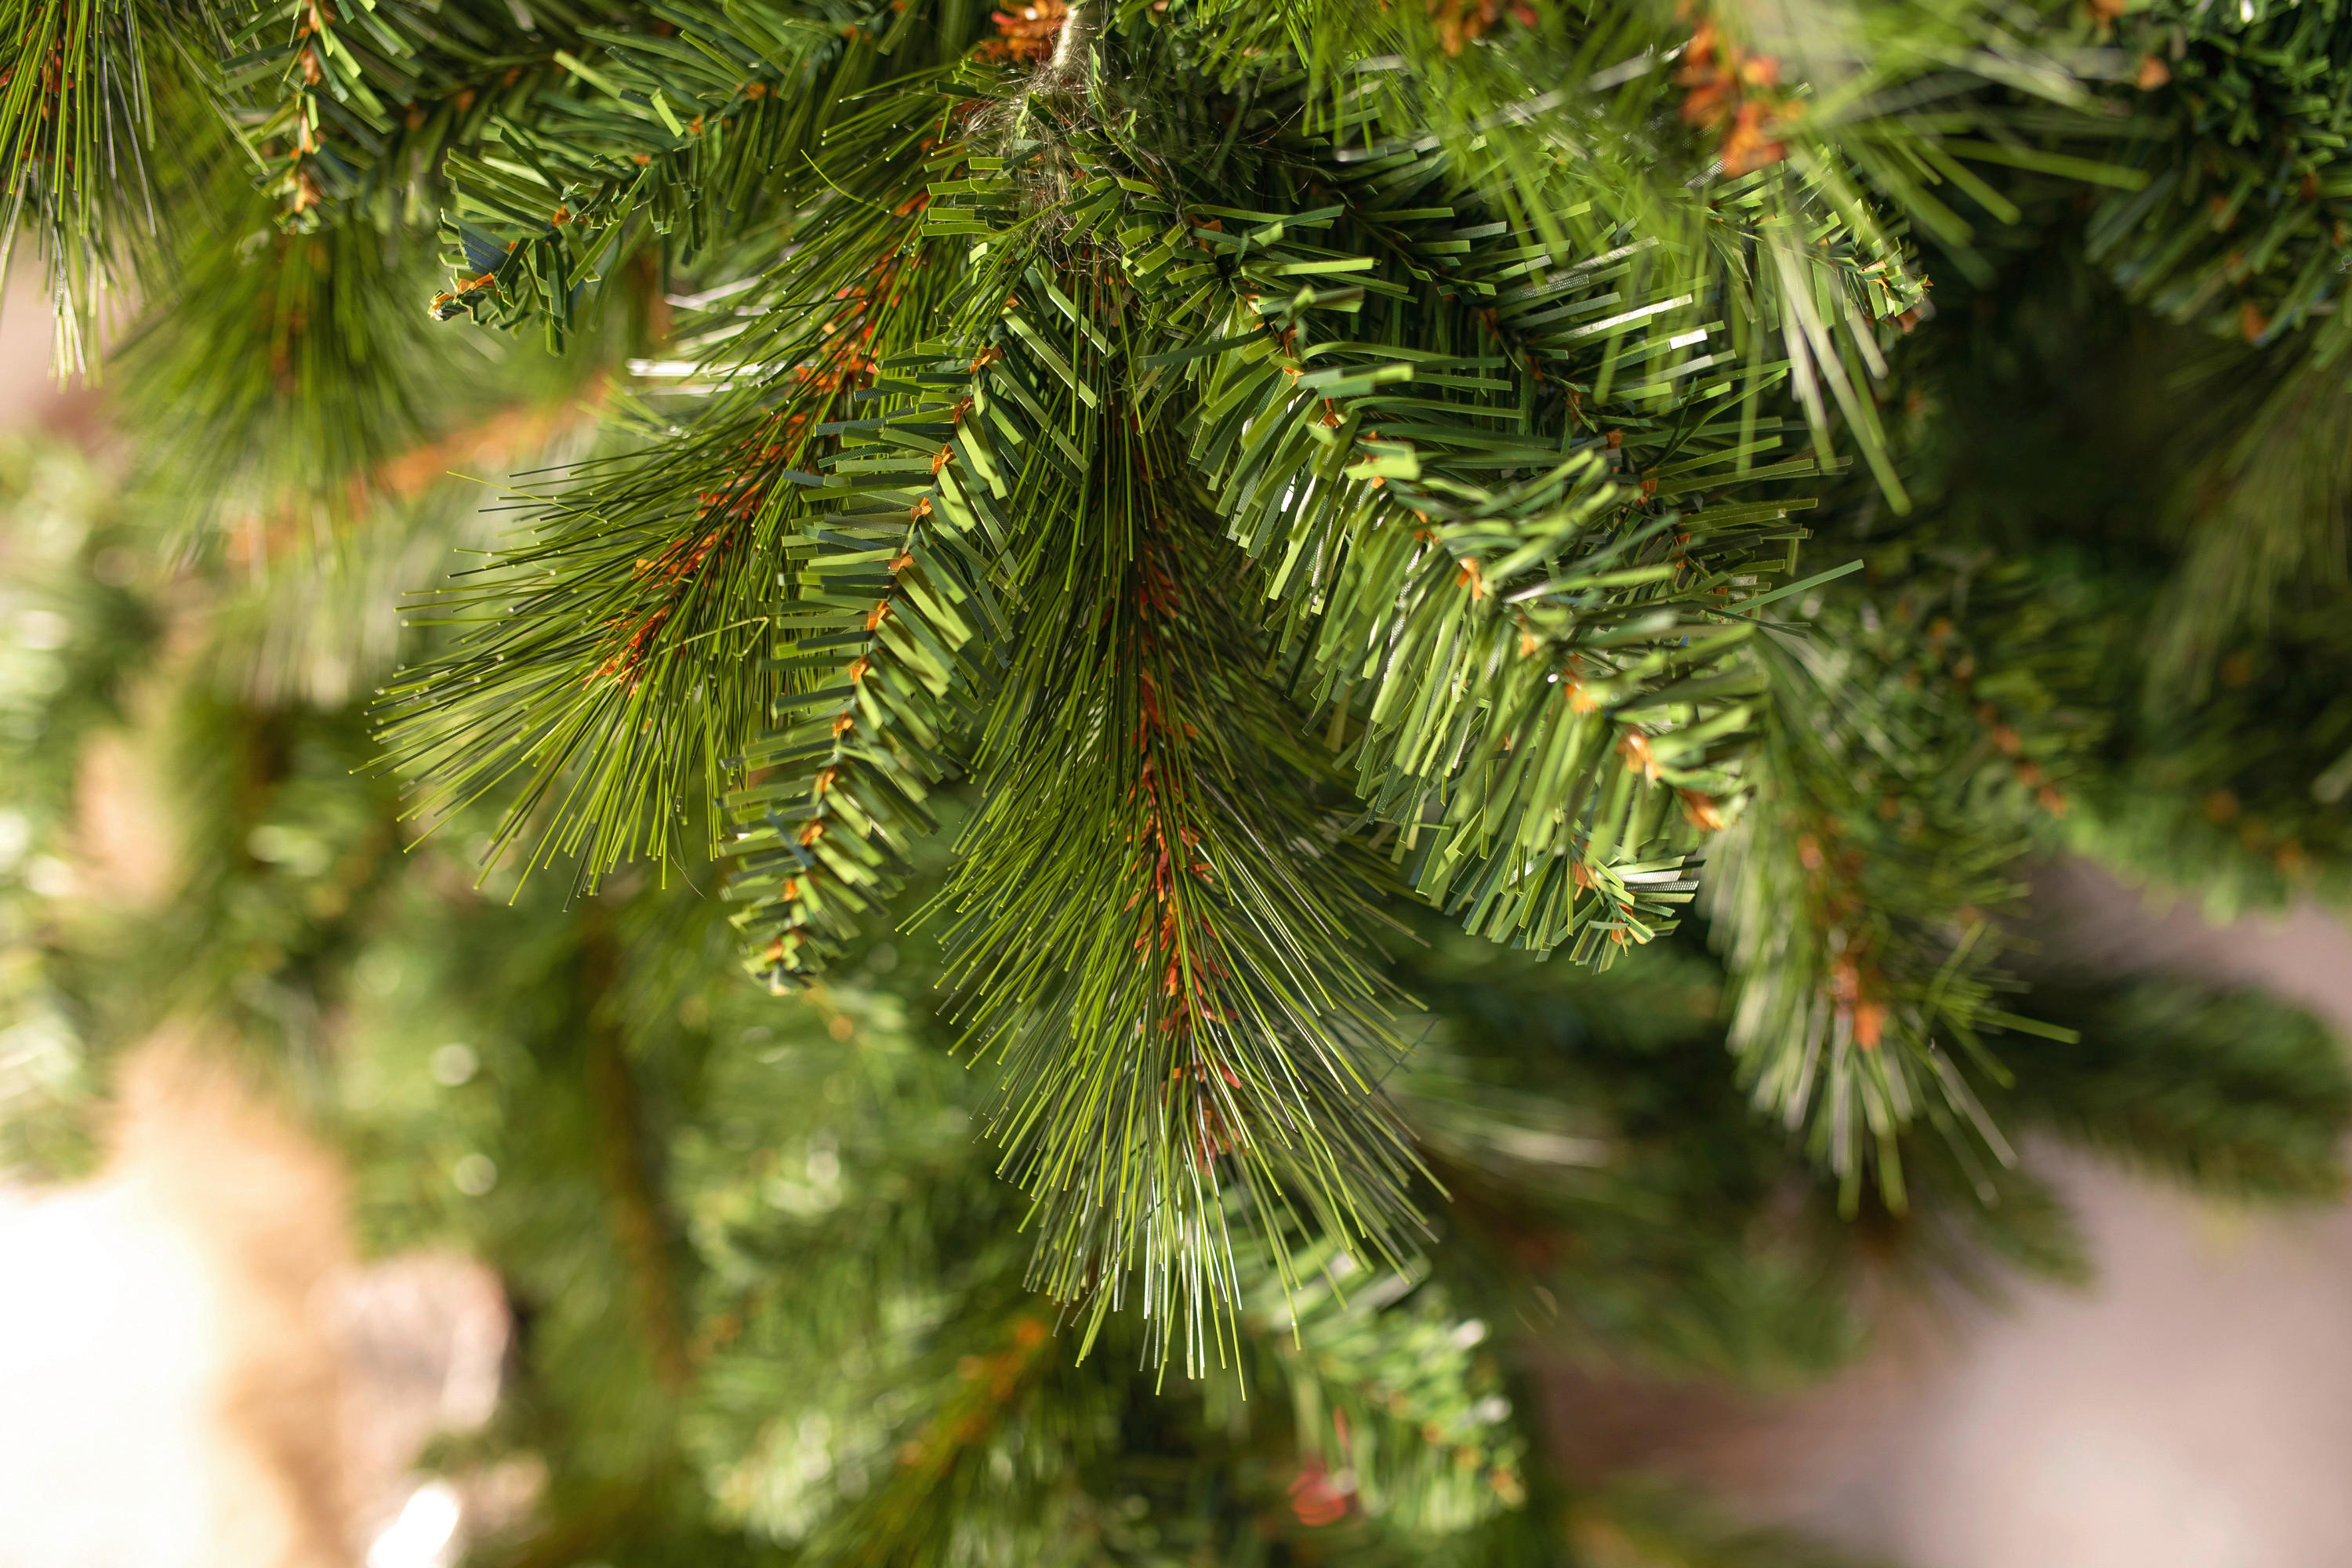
6,0,2352,1556
2,427,2347,1562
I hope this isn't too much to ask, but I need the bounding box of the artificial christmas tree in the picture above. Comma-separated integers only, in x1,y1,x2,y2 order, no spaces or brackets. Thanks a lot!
6,0,2352,1556
5,429,2347,1562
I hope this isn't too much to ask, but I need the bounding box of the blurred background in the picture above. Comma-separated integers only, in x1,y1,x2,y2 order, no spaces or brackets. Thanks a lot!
5,270,2352,1568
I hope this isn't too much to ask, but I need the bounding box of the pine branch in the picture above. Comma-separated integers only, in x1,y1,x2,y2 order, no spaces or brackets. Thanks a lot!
118,188,478,532
2001,971,2352,1203
1704,607,2062,1208
2086,0,2352,353
1240,1236,1525,1536
0,0,220,368
350,0,2352,1345
385,8,1945,1334
725,344,1003,988
424,0,976,345
1145,0,2136,498
935,370,1425,1367
376,57,968,927
216,0,622,228
1111,136,1839,958
2143,357,2352,699
2067,595,2352,916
